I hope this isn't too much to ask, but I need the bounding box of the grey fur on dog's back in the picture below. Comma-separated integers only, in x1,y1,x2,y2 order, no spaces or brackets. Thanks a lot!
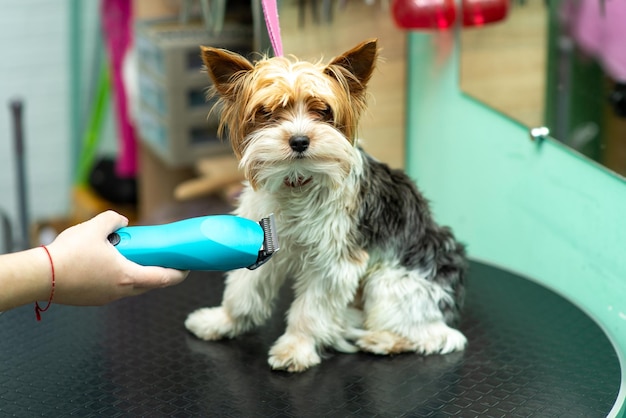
357,150,467,324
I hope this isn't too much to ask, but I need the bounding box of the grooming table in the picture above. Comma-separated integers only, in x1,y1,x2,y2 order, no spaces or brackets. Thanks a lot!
1,261,620,416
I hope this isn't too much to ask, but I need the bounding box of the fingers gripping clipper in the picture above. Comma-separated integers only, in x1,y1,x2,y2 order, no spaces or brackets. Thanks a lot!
107,214,279,271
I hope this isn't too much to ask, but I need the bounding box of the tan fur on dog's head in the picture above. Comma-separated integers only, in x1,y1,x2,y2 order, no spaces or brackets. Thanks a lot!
200,39,379,162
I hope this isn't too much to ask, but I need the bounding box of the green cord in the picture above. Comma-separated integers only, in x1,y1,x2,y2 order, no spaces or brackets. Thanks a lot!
75,64,111,186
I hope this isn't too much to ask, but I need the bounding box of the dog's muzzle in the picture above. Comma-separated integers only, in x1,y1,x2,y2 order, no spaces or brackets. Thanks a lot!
284,176,313,188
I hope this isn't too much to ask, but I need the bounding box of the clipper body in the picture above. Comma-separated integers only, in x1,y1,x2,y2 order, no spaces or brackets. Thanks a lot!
108,214,278,271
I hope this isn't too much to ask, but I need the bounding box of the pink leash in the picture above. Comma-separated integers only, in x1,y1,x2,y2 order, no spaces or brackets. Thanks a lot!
261,0,283,57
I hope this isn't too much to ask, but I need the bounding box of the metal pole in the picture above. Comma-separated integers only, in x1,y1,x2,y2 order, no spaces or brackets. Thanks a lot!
10,99,30,250
0,209,13,254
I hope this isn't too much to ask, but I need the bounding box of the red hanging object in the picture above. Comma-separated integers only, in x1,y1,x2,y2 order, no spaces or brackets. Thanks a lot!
462,0,509,27
391,0,457,30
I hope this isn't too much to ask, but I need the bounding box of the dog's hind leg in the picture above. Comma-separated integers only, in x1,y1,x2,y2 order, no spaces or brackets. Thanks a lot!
185,262,286,341
356,266,467,356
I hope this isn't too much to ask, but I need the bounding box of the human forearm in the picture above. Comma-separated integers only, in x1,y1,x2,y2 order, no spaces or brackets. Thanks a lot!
0,211,188,315
0,247,52,311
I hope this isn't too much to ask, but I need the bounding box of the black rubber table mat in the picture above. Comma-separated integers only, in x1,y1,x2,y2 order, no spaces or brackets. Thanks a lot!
1,261,620,417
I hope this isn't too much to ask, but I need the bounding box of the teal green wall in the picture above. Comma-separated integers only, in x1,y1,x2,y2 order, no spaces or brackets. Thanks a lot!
405,32,625,417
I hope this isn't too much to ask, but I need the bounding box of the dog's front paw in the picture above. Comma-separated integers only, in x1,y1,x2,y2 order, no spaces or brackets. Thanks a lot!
268,334,320,373
185,307,234,341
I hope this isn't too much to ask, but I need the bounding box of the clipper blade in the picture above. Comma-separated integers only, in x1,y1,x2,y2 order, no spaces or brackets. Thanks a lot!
248,213,280,270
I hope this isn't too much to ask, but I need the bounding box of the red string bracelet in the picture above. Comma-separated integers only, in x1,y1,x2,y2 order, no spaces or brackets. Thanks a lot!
35,245,55,321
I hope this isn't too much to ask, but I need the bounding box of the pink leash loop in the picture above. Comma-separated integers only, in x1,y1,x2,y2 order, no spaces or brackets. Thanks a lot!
261,0,283,57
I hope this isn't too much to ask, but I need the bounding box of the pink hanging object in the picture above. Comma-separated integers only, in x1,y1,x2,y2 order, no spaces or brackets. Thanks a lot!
262,0,283,56
102,0,137,177
567,0,626,82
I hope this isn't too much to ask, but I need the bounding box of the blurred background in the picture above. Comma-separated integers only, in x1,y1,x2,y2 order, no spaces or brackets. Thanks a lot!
1,0,625,253
0,0,405,253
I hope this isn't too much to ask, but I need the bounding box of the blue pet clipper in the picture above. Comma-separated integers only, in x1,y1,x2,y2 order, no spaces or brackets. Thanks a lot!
107,214,279,271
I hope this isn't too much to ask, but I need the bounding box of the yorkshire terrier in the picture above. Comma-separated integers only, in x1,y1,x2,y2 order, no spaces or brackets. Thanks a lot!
185,39,468,372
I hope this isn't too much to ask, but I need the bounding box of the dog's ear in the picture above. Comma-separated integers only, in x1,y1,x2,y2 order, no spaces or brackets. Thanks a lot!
200,46,254,96
325,39,378,94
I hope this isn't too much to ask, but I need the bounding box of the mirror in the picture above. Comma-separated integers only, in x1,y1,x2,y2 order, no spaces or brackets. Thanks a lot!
460,0,626,178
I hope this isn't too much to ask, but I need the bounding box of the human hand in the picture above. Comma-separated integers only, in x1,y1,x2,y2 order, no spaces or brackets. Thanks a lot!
46,210,189,306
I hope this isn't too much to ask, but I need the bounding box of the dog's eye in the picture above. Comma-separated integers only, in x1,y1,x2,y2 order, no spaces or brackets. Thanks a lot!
255,107,273,122
314,107,334,123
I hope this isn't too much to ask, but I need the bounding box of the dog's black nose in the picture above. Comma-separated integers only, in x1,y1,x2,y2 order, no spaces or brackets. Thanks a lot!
289,135,310,153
